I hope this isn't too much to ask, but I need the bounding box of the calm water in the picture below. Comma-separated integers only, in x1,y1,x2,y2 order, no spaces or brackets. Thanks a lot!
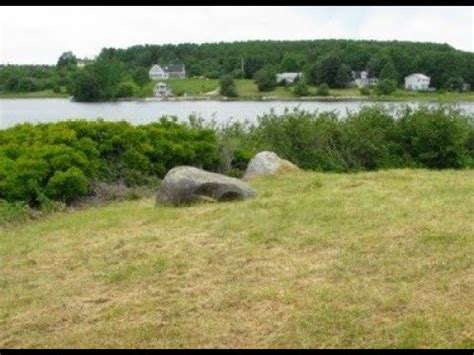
1,98,474,129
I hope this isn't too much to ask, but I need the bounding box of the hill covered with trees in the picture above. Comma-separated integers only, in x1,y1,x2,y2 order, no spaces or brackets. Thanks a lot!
99,39,474,88
1,39,473,101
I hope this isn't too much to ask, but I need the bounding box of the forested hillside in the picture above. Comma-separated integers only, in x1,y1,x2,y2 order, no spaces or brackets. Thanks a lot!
1,39,473,100
100,39,474,88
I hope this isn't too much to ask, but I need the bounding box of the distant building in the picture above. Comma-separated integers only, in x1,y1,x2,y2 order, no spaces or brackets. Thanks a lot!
351,70,378,88
76,58,94,69
276,72,303,84
149,64,186,80
405,73,430,91
154,82,172,97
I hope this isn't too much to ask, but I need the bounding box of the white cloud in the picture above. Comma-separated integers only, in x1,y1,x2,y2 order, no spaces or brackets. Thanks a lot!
0,6,472,65
354,6,473,51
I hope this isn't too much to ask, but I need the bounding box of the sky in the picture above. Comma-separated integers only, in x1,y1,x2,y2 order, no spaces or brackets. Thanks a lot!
0,6,473,65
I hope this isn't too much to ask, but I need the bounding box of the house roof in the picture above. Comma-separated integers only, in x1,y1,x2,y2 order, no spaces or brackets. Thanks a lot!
149,64,163,73
155,63,185,73
165,64,185,73
276,72,302,78
405,73,430,80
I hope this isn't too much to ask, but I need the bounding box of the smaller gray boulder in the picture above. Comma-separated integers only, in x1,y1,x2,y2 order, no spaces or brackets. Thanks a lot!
244,151,299,180
156,166,256,206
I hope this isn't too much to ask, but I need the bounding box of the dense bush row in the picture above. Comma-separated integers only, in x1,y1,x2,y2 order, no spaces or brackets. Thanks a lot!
0,118,219,207
247,106,474,172
0,65,66,93
0,106,473,216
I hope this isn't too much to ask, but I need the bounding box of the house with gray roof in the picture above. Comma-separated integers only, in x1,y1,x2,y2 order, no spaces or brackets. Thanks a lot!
149,63,186,80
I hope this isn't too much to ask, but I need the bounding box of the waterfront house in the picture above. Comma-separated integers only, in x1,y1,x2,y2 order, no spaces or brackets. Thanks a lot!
154,82,172,97
276,72,303,84
351,70,378,88
404,73,430,90
149,64,186,80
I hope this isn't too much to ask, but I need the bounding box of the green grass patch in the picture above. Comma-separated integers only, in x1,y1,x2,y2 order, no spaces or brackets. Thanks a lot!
0,89,69,99
147,78,219,96
0,169,472,348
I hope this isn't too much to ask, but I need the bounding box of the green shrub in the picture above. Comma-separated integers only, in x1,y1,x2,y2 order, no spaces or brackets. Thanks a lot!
254,109,347,171
342,106,401,170
293,82,310,97
219,75,238,97
375,79,397,95
207,71,220,79
394,106,472,168
217,121,258,174
0,200,31,225
316,83,330,96
0,118,221,206
360,87,371,96
1,106,472,209
254,68,277,92
46,167,89,203
116,81,139,98
278,79,287,87
246,105,474,172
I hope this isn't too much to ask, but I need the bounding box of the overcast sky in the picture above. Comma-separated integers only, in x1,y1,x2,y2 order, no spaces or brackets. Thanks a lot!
1,6,473,65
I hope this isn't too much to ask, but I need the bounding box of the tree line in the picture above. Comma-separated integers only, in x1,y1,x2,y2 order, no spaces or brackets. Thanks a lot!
1,39,473,101
96,39,474,88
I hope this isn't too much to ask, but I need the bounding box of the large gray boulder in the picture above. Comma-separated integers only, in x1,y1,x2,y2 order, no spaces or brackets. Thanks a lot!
244,151,299,180
156,166,256,206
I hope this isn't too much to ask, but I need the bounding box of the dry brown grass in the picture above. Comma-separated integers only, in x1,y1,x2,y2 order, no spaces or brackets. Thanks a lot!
0,169,473,348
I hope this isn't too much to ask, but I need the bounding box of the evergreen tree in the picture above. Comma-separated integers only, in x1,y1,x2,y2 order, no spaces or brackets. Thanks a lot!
335,64,352,88
219,75,238,97
254,68,277,92
380,60,399,83
309,50,343,87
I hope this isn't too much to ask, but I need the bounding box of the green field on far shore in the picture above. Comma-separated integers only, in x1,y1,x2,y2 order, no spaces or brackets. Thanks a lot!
2,79,474,102
0,89,69,99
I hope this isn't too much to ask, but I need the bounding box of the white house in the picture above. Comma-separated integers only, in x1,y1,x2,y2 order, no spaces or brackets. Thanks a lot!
405,73,430,91
276,72,303,84
149,64,186,80
154,82,172,97
351,70,378,88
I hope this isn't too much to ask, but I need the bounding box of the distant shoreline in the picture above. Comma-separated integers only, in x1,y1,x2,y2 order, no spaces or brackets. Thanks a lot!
1,93,474,103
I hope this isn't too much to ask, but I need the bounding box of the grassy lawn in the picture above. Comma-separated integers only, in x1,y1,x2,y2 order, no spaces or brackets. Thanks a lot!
1,169,473,348
166,78,219,96
2,81,473,102
234,79,295,99
385,89,474,102
0,89,69,99
147,78,219,96
145,79,474,101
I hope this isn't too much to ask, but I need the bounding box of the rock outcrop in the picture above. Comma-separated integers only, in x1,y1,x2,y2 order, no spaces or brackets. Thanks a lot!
244,151,299,180
156,166,256,206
